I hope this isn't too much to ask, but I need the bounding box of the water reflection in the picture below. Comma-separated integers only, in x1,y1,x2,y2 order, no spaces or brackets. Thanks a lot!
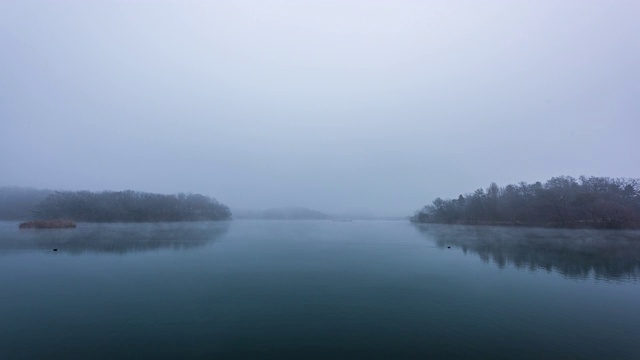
0,221,229,254
414,224,640,281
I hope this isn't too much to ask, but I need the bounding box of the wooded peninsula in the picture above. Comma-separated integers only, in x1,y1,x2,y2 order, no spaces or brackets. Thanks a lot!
0,188,231,222
411,176,640,229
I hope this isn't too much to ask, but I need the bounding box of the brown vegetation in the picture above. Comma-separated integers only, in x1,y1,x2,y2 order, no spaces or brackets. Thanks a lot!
19,220,77,229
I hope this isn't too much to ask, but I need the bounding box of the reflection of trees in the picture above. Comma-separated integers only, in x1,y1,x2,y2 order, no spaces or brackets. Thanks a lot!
414,224,640,281
3,222,229,254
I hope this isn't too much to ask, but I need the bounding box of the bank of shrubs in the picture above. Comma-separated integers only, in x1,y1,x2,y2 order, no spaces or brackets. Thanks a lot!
411,176,640,229
34,190,231,222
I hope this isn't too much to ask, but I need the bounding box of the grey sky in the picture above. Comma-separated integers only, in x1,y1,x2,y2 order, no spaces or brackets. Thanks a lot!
1,1,639,216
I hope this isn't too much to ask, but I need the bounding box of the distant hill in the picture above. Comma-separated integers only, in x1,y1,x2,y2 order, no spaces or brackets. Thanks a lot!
234,207,330,220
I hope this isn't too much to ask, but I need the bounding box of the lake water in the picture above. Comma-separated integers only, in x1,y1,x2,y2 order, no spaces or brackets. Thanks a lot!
1,220,639,359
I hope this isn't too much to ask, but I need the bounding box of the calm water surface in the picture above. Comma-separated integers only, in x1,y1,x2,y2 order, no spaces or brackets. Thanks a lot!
1,220,639,359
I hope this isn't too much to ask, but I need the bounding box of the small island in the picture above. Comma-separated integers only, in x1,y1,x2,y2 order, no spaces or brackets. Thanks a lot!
411,176,640,229
19,220,77,229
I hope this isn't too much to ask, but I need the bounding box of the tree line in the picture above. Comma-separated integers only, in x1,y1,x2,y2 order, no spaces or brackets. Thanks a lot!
32,190,231,222
411,176,640,229
234,207,331,220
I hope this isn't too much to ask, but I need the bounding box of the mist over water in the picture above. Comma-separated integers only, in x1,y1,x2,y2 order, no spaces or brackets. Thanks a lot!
1,220,640,359
1,1,640,359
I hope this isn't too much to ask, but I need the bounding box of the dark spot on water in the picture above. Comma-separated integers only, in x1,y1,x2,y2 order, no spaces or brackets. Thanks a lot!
447,246,451,249
53,249,57,251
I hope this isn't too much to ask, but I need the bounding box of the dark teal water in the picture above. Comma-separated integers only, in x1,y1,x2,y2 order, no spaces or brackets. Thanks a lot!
1,220,639,359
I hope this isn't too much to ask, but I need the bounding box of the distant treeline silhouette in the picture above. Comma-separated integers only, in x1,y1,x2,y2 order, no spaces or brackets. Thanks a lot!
234,207,331,220
33,190,231,222
0,187,52,220
411,176,640,229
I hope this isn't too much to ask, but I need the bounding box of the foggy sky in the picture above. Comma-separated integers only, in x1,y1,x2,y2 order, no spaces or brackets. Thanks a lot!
1,1,639,216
